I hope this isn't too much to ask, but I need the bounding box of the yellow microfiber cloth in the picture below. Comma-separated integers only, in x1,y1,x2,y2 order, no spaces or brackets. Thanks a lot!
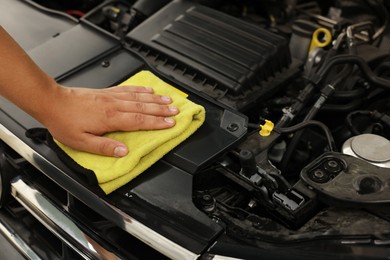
53,70,206,194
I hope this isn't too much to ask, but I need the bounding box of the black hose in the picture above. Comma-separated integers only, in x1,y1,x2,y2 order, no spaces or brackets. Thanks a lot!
329,65,353,89
332,88,365,99
278,54,386,173
322,99,364,112
279,54,389,174
313,55,390,89
375,61,390,76
275,120,336,152
363,0,389,41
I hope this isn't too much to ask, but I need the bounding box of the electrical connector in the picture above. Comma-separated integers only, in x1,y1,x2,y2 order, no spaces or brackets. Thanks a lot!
371,111,390,127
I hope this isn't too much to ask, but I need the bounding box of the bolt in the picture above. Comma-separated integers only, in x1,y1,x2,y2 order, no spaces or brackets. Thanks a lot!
202,194,212,202
248,200,257,208
327,160,338,168
101,60,110,68
314,169,325,179
323,159,342,173
201,194,215,212
227,123,239,132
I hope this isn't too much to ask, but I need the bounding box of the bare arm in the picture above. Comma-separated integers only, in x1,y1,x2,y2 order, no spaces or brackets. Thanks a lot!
0,26,178,157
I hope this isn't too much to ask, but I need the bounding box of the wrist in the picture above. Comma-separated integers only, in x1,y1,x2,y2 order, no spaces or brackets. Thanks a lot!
30,79,68,128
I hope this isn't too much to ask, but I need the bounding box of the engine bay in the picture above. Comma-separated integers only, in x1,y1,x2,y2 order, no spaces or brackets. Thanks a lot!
81,0,390,242
2,0,390,258
188,0,390,247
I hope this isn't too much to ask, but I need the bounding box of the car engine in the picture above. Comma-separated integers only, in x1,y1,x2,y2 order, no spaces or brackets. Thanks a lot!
182,0,390,252
1,0,390,259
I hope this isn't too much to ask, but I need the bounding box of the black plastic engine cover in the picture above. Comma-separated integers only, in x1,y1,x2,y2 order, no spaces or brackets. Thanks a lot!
0,0,76,51
126,0,293,110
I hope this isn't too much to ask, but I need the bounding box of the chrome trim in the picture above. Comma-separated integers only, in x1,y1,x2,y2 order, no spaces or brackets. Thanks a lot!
0,122,199,260
211,256,242,260
0,216,41,260
11,178,119,260
105,203,199,260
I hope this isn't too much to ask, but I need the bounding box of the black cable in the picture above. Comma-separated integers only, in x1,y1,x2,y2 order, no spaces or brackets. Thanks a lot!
247,123,261,129
276,82,316,128
22,0,79,22
278,83,335,173
274,120,336,152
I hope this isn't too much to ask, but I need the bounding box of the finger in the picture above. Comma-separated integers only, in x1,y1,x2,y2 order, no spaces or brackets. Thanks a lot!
116,101,179,116
78,134,129,157
106,114,176,132
106,86,174,104
107,85,154,94
112,92,174,104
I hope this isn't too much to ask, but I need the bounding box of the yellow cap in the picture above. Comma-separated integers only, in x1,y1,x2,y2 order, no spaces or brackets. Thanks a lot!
309,28,332,53
259,120,274,136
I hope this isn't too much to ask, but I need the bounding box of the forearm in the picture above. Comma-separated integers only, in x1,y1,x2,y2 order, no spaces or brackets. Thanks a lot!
0,26,57,123
0,26,178,157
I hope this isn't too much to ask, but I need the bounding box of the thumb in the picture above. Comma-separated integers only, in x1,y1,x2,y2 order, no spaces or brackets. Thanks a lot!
81,135,129,157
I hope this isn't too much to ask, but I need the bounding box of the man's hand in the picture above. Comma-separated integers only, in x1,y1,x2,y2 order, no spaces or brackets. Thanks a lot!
43,84,179,157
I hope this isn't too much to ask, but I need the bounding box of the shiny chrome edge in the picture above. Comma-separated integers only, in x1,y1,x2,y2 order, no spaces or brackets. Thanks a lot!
0,123,200,260
105,202,199,260
211,256,242,260
11,177,119,260
0,216,41,260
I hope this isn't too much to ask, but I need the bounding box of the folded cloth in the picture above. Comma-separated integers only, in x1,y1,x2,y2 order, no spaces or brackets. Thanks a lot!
52,70,206,194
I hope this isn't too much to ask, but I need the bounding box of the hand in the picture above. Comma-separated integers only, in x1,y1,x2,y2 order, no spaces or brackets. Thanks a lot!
0,26,178,157
41,84,179,157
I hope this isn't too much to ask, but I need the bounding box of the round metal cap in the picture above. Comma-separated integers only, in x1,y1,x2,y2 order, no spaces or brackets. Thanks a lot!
351,134,390,163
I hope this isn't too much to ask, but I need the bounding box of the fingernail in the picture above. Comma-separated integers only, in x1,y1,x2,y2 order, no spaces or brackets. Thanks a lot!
169,106,178,113
164,117,175,124
145,87,153,93
114,146,128,157
161,96,172,103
